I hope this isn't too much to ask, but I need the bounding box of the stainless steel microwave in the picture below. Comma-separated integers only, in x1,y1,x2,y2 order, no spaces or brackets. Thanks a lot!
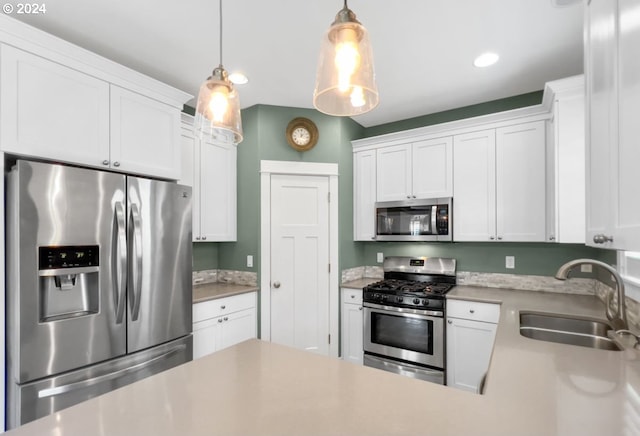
374,197,452,241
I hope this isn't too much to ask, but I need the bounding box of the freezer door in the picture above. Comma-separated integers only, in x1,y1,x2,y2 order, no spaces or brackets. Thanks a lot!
6,160,127,385
127,177,192,353
7,335,192,429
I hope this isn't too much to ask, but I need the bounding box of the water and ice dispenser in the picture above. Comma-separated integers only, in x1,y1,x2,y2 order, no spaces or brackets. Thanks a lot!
38,245,100,322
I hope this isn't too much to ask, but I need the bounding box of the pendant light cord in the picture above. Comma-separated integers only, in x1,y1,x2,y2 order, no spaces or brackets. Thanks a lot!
219,0,223,66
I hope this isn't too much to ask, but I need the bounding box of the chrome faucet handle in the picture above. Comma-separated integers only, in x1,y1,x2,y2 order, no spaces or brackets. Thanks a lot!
615,329,640,350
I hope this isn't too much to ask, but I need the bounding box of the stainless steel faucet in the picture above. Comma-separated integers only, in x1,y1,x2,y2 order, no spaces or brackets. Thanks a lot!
555,259,628,331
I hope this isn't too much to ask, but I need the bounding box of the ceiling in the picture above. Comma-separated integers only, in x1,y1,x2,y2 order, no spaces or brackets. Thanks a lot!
11,0,584,128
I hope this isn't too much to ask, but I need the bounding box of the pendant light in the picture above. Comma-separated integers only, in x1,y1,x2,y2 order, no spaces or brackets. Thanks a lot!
194,0,243,143
313,0,379,117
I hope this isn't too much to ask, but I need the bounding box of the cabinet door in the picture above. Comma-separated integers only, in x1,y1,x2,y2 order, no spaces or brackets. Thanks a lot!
412,137,453,198
585,0,617,248
613,0,640,250
193,317,221,360
0,45,110,165
495,122,546,242
110,86,181,179
341,302,363,365
453,130,496,241
376,144,412,201
199,140,237,241
219,308,257,351
179,125,201,240
446,317,497,393
353,150,377,241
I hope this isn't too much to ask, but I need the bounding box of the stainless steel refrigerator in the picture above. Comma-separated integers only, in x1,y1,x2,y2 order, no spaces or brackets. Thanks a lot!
5,160,193,429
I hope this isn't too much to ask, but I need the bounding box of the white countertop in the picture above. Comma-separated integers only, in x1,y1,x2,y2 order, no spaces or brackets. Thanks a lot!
7,286,640,435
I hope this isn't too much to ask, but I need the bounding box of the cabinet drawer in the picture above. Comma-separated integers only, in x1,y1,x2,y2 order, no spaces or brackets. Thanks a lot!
447,299,500,323
341,288,363,305
193,291,256,323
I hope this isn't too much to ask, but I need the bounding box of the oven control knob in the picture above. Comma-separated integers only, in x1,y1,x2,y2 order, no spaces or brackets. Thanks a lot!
413,298,420,305
423,300,429,306
374,293,380,300
396,296,403,303
381,295,388,301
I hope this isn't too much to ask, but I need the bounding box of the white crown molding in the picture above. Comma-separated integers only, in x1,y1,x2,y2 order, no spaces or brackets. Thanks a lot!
0,14,192,107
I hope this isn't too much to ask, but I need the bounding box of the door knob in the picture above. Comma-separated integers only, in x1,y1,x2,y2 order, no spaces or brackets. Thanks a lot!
593,234,613,244
273,281,281,288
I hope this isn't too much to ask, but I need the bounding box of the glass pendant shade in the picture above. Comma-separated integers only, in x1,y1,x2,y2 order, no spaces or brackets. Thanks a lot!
313,5,379,116
194,66,243,143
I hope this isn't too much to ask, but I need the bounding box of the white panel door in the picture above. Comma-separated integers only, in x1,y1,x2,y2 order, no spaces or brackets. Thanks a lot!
192,318,221,360
585,0,617,247
614,0,640,250
412,137,453,198
199,140,237,241
341,302,363,365
446,317,497,393
376,144,412,201
219,308,257,351
110,86,180,179
353,150,377,241
270,174,330,355
495,121,546,242
0,45,110,165
453,130,496,241
179,126,201,240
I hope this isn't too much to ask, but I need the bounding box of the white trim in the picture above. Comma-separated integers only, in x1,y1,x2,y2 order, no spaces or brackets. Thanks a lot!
0,14,191,107
618,251,640,302
260,160,340,358
0,154,5,431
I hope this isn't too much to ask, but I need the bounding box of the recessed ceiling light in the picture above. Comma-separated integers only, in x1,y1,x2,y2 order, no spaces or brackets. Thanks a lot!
473,52,500,68
229,72,248,85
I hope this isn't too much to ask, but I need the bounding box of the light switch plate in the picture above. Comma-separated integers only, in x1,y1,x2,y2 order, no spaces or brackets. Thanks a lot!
505,256,515,269
377,252,384,263
247,255,253,268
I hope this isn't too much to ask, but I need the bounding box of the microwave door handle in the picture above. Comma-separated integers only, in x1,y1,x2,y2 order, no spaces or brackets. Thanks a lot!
431,206,437,234
114,202,127,324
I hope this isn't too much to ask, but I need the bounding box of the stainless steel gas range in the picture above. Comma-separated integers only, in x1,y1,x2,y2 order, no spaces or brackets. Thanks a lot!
362,256,456,385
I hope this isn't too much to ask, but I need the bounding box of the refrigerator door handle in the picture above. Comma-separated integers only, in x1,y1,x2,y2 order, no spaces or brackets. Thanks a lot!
37,344,187,399
114,202,127,324
129,203,143,321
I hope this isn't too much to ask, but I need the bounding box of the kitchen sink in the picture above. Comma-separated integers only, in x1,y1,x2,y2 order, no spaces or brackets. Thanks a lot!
519,312,622,351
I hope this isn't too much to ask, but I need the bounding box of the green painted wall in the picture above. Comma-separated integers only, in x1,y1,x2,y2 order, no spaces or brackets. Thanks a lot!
193,90,614,278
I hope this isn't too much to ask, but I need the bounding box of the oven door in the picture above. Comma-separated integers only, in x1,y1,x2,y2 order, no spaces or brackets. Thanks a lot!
363,303,444,369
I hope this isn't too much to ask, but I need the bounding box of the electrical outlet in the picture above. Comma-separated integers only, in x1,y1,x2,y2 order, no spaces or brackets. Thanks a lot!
247,255,254,268
581,264,592,273
377,252,384,263
505,256,515,269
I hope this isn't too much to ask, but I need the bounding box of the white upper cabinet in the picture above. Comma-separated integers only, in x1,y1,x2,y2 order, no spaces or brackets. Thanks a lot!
544,76,586,244
454,121,546,242
0,45,110,165
376,138,453,202
353,150,377,241
585,0,640,251
180,115,237,242
0,18,191,180
376,144,412,201
110,86,181,179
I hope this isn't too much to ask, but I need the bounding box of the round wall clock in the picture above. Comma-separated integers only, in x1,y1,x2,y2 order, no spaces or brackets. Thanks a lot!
285,117,319,152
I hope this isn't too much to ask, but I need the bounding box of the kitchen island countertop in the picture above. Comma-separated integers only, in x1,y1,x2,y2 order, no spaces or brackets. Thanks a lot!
192,282,258,304
8,286,640,435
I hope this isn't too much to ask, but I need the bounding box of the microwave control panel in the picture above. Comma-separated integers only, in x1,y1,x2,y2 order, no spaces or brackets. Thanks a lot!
436,205,449,235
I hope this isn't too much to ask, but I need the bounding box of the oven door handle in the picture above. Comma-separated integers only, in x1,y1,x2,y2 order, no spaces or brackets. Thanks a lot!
364,302,444,318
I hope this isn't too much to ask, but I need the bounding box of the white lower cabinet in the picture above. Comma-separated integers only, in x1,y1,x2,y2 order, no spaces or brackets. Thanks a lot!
446,299,499,393
341,288,363,364
192,291,257,360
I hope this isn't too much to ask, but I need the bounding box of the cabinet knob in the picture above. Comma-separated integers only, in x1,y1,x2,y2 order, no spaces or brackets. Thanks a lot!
469,309,475,314
223,316,228,321
412,195,416,199
221,305,226,309
195,237,201,241
447,319,452,324
102,160,110,166
406,196,411,199
273,281,281,289
549,236,556,241
350,294,355,299
113,161,120,167
202,236,207,241
359,307,363,311
371,236,376,240
489,236,495,241
497,236,503,241
218,319,223,323
593,234,613,244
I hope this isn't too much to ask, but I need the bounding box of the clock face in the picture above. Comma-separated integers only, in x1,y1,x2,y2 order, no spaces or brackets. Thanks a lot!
292,127,311,146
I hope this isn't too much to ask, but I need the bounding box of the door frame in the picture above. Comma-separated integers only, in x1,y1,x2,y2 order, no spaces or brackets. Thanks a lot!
260,160,339,357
